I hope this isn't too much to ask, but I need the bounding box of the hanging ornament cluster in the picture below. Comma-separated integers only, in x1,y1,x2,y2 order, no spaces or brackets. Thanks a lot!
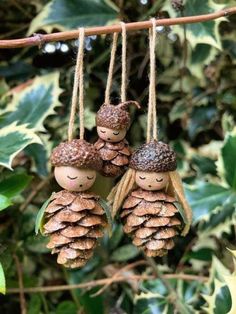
94,24,140,177
108,19,192,258
38,20,192,268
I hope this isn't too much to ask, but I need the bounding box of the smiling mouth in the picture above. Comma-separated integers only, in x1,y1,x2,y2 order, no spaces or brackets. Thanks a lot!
67,175,78,180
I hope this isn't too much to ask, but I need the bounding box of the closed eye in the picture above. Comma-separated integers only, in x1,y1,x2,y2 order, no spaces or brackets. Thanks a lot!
113,131,120,135
87,176,94,180
156,178,163,182
67,175,77,180
100,130,106,134
139,176,146,180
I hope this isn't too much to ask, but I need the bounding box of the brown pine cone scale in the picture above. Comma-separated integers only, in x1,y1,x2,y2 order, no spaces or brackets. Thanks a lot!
43,190,107,268
121,188,182,257
94,138,131,177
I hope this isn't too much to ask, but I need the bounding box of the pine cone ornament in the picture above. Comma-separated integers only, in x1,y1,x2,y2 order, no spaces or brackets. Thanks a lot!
121,188,182,257
40,139,108,268
118,140,187,257
95,101,140,177
43,190,107,268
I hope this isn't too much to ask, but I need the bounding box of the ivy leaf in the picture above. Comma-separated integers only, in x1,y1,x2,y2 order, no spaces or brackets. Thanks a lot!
0,72,62,132
184,181,232,222
0,262,6,295
28,0,118,35
0,194,12,211
0,122,41,169
111,244,140,262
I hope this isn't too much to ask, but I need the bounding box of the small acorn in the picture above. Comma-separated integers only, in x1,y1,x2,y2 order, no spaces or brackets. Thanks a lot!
120,140,184,257
43,139,107,268
94,101,140,177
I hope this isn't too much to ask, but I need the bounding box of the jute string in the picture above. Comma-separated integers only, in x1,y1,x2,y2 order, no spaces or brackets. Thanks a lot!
120,22,127,102
146,18,158,142
104,32,118,104
68,28,85,141
104,22,127,105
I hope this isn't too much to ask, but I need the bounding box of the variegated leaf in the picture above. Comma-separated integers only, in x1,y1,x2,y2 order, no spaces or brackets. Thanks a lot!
0,72,62,132
0,122,41,169
28,0,118,35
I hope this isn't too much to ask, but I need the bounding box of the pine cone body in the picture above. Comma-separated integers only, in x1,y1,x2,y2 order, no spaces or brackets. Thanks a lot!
94,138,131,177
121,188,182,257
43,190,107,268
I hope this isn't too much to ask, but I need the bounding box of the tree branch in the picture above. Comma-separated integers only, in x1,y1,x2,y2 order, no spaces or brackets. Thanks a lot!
6,273,208,294
0,7,235,49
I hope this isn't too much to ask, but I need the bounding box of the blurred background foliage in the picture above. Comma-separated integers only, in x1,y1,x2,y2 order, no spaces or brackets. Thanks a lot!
0,0,236,313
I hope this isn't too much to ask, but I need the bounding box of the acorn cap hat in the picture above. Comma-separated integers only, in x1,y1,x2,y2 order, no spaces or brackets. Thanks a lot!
96,101,140,130
51,139,102,171
129,140,177,172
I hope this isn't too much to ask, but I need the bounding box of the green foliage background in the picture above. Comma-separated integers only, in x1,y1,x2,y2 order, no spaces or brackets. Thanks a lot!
0,0,235,313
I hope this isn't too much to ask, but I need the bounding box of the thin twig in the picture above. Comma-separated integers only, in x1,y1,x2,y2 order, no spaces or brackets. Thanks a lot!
0,7,235,48
19,174,53,212
92,260,148,297
13,254,27,314
6,272,208,294
145,256,190,314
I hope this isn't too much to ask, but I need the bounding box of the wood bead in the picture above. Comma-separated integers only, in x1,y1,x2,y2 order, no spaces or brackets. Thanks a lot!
135,171,169,191
54,166,96,192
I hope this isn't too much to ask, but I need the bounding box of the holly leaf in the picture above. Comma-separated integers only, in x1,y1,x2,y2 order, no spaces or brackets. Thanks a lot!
0,262,6,295
217,128,236,190
28,0,118,35
202,250,236,314
185,181,232,222
0,122,41,169
0,72,62,132
163,0,225,49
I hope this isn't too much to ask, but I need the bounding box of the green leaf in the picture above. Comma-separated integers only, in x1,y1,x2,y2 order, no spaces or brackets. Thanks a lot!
0,122,41,169
219,129,236,189
0,173,32,198
0,262,6,295
35,195,53,235
99,198,112,236
184,181,232,222
56,301,77,314
111,244,140,262
28,0,118,34
188,104,218,140
25,142,50,177
174,201,188,224
0,72,62,132
28,295,42,314
0,194,12,211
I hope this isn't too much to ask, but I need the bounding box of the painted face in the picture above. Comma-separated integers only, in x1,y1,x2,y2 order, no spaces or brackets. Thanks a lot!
54,166,96,192
97,126,126,143
135,171,169,191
